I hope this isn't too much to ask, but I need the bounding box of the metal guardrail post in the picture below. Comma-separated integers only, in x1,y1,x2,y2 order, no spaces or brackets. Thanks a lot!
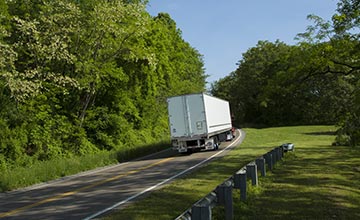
246,162,258,186
176,147,288,219
191,204,211,220
190,192,217,220
234,169,247,201
239,170,247,201
271,149,277,165
279,146,284,159
274,148,278,162
216,181,233,220
255,157,266,177
280,146,284,158
264,152,273,171
175,192,217,220
277,147,282,160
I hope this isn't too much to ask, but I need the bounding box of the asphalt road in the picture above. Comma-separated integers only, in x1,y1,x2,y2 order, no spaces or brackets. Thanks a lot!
0,129,245,220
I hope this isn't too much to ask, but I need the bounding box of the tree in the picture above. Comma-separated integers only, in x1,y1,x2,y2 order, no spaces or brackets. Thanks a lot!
2,0,80,103
0,0,207,166
211,37,355,128
333,0,360,38
297,0,360,146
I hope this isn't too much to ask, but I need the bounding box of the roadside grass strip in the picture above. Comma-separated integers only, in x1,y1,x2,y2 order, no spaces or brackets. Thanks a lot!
0,141,170,192
104,125,360,220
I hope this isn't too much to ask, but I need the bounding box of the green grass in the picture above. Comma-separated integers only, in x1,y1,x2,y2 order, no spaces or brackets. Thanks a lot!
0,140,170,192
104,125,360,220
0,152,117,192
235,129,360,219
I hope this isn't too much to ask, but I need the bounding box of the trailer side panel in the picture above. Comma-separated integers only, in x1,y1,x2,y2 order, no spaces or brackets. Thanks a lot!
203,94,232,135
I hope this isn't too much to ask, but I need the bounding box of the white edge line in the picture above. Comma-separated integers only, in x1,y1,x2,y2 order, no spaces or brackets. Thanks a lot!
83,130,242,220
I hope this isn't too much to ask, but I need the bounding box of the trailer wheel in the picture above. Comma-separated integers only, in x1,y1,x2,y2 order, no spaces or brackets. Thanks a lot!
213,137,219,150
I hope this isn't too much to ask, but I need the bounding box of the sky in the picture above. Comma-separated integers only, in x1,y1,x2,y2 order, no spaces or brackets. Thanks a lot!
146,0,339,85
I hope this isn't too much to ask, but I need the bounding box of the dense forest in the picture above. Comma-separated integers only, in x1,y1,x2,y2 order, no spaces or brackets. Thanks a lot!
0,0,206,169
0,0,359,172
211,0,359,147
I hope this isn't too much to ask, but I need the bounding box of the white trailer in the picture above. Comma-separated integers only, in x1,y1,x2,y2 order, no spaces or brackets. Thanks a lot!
167,93,233,153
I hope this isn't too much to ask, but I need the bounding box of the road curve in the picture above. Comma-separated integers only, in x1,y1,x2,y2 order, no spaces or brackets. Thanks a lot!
0,129,245,220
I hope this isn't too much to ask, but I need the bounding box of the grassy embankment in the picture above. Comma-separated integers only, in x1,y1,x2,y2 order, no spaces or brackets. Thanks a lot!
0,141,170,192
104,125,360,220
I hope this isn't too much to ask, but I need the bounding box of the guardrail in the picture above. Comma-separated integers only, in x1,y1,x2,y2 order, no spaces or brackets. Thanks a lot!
175,146,285,220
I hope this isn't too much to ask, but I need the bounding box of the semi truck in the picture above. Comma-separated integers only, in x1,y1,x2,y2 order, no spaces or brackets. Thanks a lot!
167,93,234,153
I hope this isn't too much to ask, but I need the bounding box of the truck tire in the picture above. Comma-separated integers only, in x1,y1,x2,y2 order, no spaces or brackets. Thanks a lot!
213,137,219,150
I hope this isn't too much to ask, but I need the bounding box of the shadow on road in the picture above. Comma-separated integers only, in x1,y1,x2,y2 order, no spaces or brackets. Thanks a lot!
129,129,243,162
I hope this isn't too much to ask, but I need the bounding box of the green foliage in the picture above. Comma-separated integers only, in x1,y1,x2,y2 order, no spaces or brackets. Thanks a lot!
0,151,118,192
0,0,206,175
293,0,360,146
332,0,360,38
0,118,27,167
0,140,170,192
212,0,360,147
335,81,360,146
212,40,350,126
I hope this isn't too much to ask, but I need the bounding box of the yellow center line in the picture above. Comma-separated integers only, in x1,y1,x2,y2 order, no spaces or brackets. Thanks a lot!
0,157,174,218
